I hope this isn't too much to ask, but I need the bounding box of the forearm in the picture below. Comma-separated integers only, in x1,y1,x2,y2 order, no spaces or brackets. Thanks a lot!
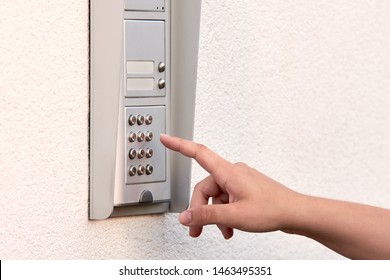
287,194,390,259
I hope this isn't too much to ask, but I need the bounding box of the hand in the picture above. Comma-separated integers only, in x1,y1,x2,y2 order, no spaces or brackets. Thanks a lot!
160,134,300,239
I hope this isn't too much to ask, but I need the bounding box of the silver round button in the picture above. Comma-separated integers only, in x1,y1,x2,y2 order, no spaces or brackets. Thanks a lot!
128,132,137,143
137,114,145,125
129,165,137,177
137,132,145,142
137,149,145,159
145,114,153,125
128,148,137,160
145,148,153,158
128,115,137,126
145,164,153,175
137,165,145,176
158,79,166,89
158,62,166,73
145,131,153,142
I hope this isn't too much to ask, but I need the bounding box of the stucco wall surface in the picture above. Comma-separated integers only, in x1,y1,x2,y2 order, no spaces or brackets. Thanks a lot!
1,0,390,259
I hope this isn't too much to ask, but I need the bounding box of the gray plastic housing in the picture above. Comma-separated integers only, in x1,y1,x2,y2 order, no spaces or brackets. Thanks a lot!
89,0,201,219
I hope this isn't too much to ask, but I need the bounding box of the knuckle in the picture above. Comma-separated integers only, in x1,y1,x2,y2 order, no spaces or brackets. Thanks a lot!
199,206,212,223
193,143,208,161
193,181,202,192
232,162,253,176
196,143,208,154
234,162,247,168
234,162,251,173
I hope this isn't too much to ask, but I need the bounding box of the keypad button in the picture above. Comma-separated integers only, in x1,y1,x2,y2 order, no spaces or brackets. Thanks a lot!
137,114,145,125
137,149,145,159
129,148,137,160
128,132,137,143
129,165,137,177
128,115,137,126
145,114,153,125
137,131,145,142
137,165,145,176
145,164,153,175
145,148,153,158
145,131,153,142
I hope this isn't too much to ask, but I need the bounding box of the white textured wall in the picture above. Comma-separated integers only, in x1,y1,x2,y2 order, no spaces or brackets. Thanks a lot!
1,0,390,259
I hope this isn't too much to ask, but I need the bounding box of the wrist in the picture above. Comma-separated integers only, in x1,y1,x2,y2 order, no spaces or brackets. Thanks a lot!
279,191,312,235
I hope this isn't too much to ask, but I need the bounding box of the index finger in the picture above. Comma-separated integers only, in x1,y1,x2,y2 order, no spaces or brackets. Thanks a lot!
160,134,232,183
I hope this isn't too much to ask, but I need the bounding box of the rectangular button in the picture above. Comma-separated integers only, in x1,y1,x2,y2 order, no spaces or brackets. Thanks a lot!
127,61,154,74
127,78,154,91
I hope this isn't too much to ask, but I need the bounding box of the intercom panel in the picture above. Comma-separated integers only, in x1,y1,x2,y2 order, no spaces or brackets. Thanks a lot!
89,0,202,219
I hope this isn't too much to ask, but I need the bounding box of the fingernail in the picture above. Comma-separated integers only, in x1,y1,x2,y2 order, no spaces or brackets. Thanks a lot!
160,134,170,142
180,211,192,225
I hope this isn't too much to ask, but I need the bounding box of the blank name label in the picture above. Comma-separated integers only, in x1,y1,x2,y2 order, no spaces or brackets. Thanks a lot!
127,61,154,74
127,78,154,91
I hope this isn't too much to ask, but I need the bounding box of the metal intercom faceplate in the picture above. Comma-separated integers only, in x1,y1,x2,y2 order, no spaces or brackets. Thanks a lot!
89,0,201,219
113,1,171,208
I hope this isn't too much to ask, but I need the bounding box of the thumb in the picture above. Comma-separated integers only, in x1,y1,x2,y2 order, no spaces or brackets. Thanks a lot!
179,204,234,227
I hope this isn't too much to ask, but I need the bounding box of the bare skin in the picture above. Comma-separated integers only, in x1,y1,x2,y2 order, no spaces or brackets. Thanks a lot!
160,134,390,260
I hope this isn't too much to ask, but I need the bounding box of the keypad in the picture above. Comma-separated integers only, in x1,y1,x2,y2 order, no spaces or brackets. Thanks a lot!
125,107,166,185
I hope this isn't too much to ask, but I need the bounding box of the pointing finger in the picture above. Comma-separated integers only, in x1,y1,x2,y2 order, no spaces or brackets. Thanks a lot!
160,134,232,186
